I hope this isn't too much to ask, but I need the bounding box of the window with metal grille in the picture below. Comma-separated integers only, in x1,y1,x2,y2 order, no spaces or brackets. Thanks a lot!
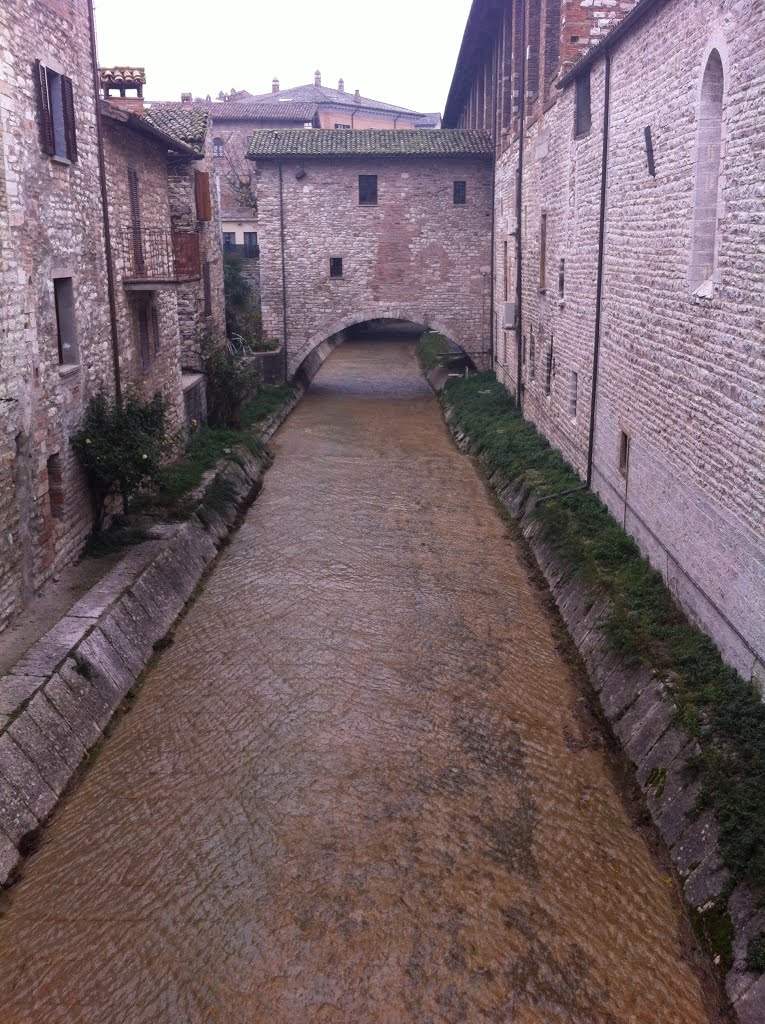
54,277,78,365
138,304,151,372
575,71,591,138
619,431,630,476
358,174,377,206
213,137,224,157
47,454,64,520
545,337,554,395
329,257,343,278
453,181,467,205
569,371,578,419
539,213,547,290
34,61,77,161
203,262,212,317
152,305,161,355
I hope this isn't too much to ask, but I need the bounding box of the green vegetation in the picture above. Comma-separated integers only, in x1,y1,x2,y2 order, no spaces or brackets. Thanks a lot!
416,332,451,371
690,902,735,974
224,252,262,346
201,333,261,429
71,389,170,528
444,371,765,894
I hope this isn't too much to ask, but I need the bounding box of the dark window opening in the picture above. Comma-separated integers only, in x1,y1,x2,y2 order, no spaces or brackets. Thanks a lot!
575,71,591,138
151,304,161,355
529,334,536,380
243,231,258,258
138,304,151,373
453,180,467,205
329,257,343,278
359,174,378,206
203,262,212,317
334,122,351,129
544,336,554,395
222,232,236,250
34,61,77,161
213,137,224,157
539,213,547,291
54,277,78,365
619,431,630,476
569,371,578,419
558,258,565,298
47,454,64,520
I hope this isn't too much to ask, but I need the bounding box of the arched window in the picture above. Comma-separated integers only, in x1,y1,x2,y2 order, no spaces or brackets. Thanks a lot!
690,50,724,292
213,137,224,158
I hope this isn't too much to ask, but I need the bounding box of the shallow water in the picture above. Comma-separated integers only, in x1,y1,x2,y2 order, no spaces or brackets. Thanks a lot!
0,339,715,1022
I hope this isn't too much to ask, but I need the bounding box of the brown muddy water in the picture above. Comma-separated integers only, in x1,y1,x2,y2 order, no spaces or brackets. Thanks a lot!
0,339,720,1023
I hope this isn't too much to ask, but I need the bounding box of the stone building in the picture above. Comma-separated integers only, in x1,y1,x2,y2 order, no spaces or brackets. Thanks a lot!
0,0,113,633
443,0,765,682
249,129,493,377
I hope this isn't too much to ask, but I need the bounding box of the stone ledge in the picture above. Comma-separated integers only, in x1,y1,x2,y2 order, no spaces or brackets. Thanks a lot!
442,400,760,1024
0,386,302,887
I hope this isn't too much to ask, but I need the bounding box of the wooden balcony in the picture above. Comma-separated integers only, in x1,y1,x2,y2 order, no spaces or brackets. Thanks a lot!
119,228,201,288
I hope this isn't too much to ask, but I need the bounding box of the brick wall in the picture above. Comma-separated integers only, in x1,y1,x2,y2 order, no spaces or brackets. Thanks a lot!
0,0,112,631
255,155,493,376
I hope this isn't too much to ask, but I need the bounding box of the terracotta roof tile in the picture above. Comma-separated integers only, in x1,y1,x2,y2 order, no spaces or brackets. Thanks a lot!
142,106,210,155
212,101,318,123
247,128,493,159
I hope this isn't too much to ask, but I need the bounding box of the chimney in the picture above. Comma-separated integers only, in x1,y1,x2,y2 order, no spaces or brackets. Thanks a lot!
99,67,147,113
272,77,280,94
314,69,322,87
180,92,192,104
338,78,344,93
354,88,361,104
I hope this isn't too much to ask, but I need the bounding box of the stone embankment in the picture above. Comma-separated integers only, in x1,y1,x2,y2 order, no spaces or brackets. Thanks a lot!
0,389,302,888
437,390,765,1024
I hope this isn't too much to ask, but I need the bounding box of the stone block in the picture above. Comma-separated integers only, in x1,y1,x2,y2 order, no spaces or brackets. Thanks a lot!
671,809,719,877
6,711,73,797
0,732,57,822
0,674,44,716
45,668,105,744
25,692,87,771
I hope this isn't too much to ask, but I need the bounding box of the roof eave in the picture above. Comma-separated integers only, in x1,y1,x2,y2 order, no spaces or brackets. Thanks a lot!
102,101,201,157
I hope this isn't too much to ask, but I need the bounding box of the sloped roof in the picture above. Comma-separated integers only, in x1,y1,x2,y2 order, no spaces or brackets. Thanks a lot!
212,101,318,123
248,83,423,116
101,101,199,157
143,106,210,156
247,129,493,159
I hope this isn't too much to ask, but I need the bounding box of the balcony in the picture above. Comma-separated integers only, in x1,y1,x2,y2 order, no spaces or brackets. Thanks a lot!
118,228,201,288
223,241,260,260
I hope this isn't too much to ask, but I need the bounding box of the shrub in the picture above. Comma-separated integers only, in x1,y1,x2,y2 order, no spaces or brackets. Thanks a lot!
224,253,262,344
71,389,169,529
201,333,260,429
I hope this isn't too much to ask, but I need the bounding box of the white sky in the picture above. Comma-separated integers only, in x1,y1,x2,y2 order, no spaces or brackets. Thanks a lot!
92,0,473,115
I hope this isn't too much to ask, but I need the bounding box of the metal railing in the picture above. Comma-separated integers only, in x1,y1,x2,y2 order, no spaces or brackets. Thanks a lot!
223,241,260,260
118,228,201,283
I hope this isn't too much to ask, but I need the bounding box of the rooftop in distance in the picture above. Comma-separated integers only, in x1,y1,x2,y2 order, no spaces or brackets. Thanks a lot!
247,128,493,159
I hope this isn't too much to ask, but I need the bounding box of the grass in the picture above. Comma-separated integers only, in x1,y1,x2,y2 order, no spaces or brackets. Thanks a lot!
416,332,451,371
444,370,765,896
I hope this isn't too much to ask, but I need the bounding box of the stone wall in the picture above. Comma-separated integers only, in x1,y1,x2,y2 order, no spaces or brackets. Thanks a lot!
255,155,494,375
0,0,113,633
450,0,765,683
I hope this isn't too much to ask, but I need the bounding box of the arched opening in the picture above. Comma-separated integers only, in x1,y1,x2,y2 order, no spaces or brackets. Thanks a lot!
690,49,724,293
293,318,474,387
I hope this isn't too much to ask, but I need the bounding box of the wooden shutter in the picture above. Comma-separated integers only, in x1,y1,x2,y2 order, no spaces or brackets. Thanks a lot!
151,305,160,355
128,167,143,272
34,60,54,155
61,76,77,162
195,171,212,222
202,262,212,317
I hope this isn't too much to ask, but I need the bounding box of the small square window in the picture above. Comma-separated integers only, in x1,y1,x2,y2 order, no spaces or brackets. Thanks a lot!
54,277,78,365
575,71,591,138
453,181,467,205
335,123,351,129
359,174,377,206
330,257,343,278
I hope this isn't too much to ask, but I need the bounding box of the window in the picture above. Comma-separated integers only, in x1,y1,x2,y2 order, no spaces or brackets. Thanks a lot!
539,213,547,290
569,371,578,419
203,262,212,317
329,257,343,278
222,232,236,250
195,170,212,221
453,181,467,205
151,305,161,356
359,174,378,206
137,303,151,372
34,61,77,161
213,137,224,157
54,277,78,365
47,454,64,520
544,336,554,395
558,258,565,299
575,71,591,138
529,334,536,380
243,231,258,258
334,123,351,129
619,431,630,476
690,50,724,291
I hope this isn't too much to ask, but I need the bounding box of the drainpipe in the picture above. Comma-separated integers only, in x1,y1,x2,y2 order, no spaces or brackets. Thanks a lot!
277,161,289,382
87,0,121,403
514,0,527,407
586,49,612,488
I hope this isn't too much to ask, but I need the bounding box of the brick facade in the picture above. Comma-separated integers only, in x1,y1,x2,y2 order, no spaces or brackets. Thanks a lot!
0,0,112,631
445,0,765,681
254,152,493,376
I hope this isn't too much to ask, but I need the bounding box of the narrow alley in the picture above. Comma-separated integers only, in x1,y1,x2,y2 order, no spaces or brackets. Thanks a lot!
0,339,717,1023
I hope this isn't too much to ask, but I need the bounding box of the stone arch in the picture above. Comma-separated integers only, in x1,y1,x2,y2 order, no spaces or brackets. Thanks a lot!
689,48,725,293
288,305,474,379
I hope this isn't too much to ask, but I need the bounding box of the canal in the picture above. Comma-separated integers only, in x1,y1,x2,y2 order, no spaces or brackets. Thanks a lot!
0,337,719,1022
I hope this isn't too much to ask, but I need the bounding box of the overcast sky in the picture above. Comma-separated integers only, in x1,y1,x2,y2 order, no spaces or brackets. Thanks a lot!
92,0,473,115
